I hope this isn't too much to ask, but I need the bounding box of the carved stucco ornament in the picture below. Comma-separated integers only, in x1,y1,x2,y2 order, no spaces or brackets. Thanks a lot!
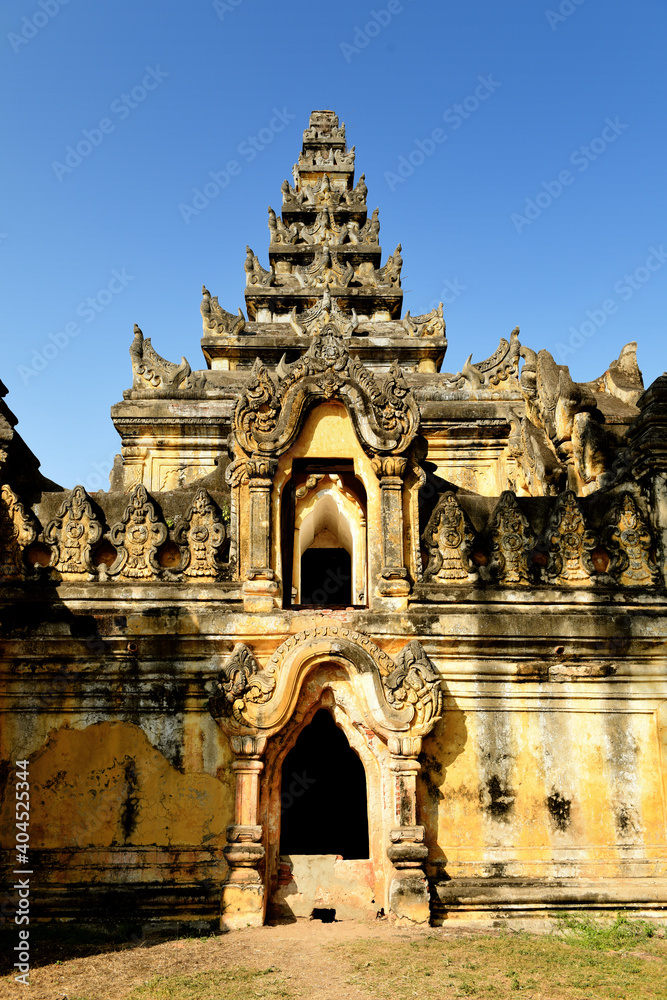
227,328,420,466
544,490,597,585
200,286,245,337
0,485,36,580
604,493,659,587
423,492,478,584
210,643,276,725
109,484,168,580
174,488,226,578
129,324,205,393
44,485,102,579
209,627,442,742
489,491,535,586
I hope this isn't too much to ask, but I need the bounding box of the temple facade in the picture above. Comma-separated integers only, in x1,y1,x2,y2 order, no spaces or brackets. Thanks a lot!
2,110,667,928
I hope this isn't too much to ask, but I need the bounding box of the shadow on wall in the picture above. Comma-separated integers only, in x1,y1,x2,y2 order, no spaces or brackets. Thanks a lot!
417,696,468,878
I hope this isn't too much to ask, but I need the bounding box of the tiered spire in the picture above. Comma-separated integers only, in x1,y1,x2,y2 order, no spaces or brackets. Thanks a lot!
201,110,447,373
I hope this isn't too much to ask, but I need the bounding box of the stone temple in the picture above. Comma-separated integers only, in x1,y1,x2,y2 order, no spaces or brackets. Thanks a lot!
1,110,667,929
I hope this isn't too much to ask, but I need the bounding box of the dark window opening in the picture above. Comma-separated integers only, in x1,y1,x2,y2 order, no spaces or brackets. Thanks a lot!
280,709,369,859
300,547,352,607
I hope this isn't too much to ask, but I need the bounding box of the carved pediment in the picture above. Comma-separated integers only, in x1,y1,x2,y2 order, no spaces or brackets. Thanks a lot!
44,486,102,579
109,484,167,580
604,493,659,587
0,484,36,580
228,327,419,463
209,627,442,741
489,491,535,586
544,491,597,585
174,488,226,578
423,492,478,584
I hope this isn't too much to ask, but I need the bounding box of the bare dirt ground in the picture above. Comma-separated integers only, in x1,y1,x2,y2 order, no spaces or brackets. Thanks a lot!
0,918,418,1000
1,915,665,1000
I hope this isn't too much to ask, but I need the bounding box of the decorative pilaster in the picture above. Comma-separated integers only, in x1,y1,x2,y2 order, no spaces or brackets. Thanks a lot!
221,735,267,931
386,735,430,925
243,457,279,610
372,455,410,597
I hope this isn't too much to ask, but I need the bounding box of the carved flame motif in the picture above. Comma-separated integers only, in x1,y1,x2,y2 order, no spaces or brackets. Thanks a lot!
0,485,36,580
489,491,535,586
423,493,478,583
45,486,102,579
175,488,226,577
384,640,443,732
211,643,276,725
605,493,658,587
109,484,167,579
545,491,596,585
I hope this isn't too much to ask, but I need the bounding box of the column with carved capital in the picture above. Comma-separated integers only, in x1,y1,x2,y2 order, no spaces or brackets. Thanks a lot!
221,735,267,931
243,457,279,611
371,455,410,598
386,735,430,924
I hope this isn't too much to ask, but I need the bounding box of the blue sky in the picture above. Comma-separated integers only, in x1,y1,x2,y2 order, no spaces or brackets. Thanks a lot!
1,0,665,490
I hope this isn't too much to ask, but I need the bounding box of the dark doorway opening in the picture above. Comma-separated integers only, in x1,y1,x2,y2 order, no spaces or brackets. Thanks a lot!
300,548,352,607
280,709,369,859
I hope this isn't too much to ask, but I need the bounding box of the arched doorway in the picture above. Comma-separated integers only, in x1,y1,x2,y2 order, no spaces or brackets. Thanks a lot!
280,708,369,858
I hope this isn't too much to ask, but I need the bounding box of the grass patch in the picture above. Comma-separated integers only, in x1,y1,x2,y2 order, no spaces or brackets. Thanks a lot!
124,966,293,999
555,911,656,950
338,920,667,1000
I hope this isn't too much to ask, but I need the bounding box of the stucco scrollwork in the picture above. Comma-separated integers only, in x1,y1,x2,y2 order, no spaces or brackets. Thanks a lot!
383,640,443,733
209,626,442,742
210,643,276,726
109,484,168,580
231,328,419,460
0,485,37,580
45,485,102,579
